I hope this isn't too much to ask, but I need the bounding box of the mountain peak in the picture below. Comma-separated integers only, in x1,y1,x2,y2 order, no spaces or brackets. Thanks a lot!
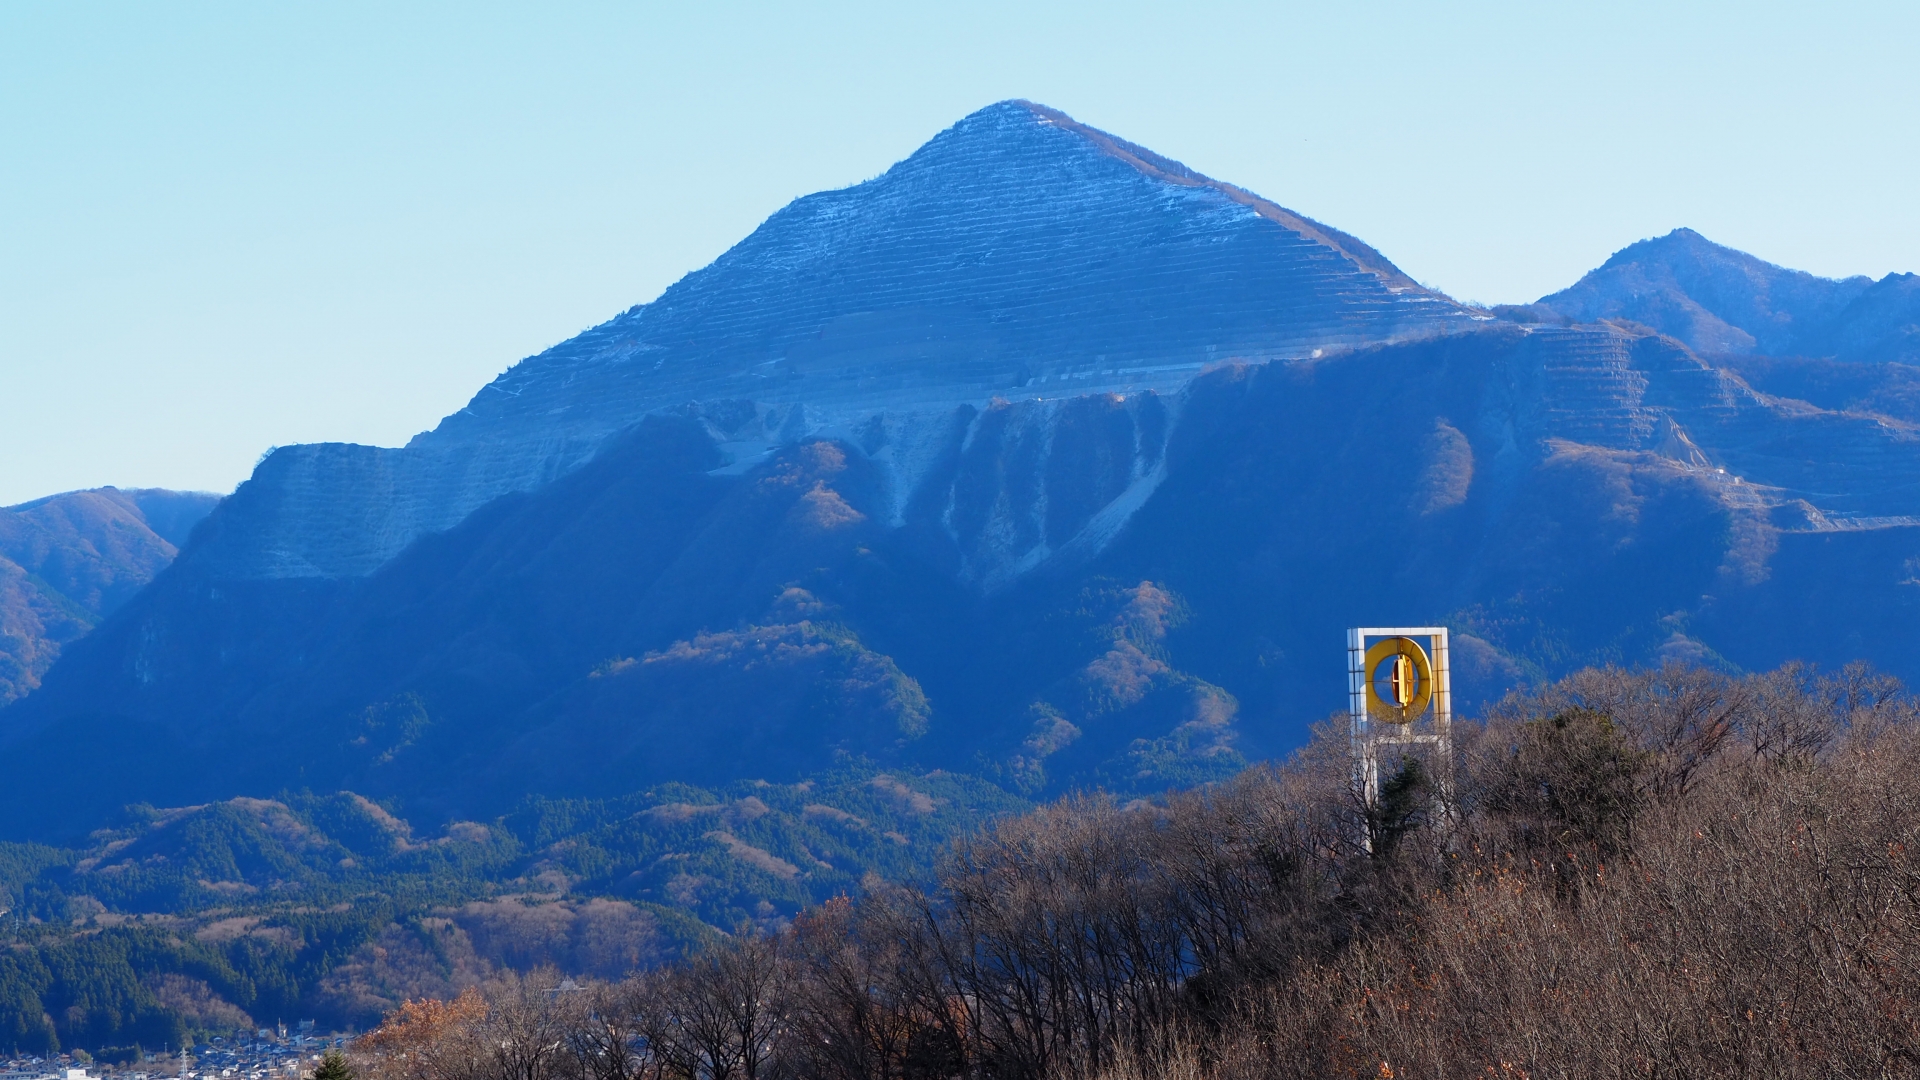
953,100,1421,291
198,100,1468,578
961,99,1210,185
1542,228,1873,355
157,101,1476,583
462,99,1460,429
1598,227,1762,271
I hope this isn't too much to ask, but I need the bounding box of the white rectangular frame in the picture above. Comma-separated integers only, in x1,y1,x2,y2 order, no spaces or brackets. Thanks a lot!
1347,626,1452,846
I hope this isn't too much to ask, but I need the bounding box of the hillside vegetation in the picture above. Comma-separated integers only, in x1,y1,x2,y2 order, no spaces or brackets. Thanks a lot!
348,660,1920,1079
0,769,1021,1055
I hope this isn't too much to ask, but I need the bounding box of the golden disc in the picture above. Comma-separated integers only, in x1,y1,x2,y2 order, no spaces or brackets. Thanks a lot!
1363,636,1433,723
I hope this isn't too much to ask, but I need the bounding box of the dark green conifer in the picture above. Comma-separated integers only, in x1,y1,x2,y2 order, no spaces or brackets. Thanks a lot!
312,1050,354,1080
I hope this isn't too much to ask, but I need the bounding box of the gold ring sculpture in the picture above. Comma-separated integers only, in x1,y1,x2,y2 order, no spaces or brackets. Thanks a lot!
1363,636,1433,724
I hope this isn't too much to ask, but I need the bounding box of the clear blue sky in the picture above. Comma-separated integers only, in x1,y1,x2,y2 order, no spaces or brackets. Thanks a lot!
3,1,1915,505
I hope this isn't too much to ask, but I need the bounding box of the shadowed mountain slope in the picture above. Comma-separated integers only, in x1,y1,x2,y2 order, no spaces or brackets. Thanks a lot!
1792,271,1920,364
0,487,220,704
7,321,1918,838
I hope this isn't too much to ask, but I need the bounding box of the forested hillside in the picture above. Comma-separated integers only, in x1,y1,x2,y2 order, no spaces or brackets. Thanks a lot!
343,659,1920,1080
9,656,1917,1076
0,767,1020,1054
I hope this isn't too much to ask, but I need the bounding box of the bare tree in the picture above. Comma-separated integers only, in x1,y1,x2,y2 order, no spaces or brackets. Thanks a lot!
646,934,789,1080
354,991,489,1080
562,980,662,1080
354,660,1920,1080
475,970,578,1080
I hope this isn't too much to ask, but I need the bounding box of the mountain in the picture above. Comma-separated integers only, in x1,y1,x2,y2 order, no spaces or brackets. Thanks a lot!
1533,228,1874,355
4,103,1919,842
0,764,1021,1049
187,100,1473,582
8,327,1919,835
1792,271,1920,364
0,487,220,704
1533,228,1920,372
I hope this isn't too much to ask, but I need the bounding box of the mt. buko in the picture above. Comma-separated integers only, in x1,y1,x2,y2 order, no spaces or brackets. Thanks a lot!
4,102,1916,839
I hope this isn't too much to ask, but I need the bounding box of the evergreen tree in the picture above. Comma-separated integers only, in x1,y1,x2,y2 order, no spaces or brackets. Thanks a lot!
312,1050,354,1080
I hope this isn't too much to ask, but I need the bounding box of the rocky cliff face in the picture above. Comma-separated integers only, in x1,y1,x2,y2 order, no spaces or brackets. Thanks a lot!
0,487,219,704
189,100,1473,582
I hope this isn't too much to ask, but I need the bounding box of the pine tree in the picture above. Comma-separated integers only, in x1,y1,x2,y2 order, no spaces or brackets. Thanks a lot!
312,1050,354,1080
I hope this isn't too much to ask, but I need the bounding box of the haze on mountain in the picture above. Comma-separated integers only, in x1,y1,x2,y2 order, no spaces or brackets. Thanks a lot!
1531,224,1919,356
1524,226,1920,425
2,101,1916,843
0,487,219,705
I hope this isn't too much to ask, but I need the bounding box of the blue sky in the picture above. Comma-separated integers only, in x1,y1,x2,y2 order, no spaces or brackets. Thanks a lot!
2,1,1915,504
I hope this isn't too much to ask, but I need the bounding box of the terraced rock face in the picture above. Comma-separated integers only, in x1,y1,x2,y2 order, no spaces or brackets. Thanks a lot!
189,99,1473,581
1499,326,1920,523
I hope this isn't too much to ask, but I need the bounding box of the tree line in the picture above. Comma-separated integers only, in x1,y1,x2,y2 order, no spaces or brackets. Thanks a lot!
0,903,411,1057
0,766,1016,1055
349,661,1920,1080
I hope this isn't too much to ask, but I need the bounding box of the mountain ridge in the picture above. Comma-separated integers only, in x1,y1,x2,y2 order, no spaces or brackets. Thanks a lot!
1011,101,1423,291
9,322,1919,837
1535,227,1875,355
0,487,220,705
1533,226,1918,370
4,103,1918,844
1795,270,1920,364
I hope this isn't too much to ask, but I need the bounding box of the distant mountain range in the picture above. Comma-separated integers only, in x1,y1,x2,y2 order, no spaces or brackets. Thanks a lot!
1523,227,1920,421
3,101,1915,843
0,487,219,704
0,763,1018,1046
1530,226,1878,356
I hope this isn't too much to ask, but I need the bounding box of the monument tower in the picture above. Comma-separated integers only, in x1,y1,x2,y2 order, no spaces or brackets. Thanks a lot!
1346,626,1453,849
